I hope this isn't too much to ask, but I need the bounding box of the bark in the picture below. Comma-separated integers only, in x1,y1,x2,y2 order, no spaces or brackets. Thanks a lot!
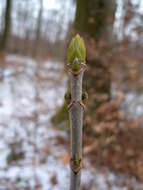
67,66,86,190
75,0,116,41
74,0,116,121
0,0,12,54
69,73,83,190
33,0,43,57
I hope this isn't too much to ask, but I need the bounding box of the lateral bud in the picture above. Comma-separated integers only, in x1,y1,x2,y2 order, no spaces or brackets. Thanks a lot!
70,154,82,174
64,92,71,105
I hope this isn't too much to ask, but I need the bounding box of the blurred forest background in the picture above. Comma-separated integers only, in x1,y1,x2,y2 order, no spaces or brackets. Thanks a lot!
0,0,143,190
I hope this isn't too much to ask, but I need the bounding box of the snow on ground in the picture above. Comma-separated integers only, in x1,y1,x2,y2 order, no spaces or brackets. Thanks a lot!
122,92,143,118
0,54,143,190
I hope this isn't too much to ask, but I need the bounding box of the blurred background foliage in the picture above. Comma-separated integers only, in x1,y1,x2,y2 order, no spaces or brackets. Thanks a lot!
0,0,143,189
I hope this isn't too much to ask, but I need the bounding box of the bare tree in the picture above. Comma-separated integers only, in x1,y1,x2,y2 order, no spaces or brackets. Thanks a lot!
0,0,12,57
75,0,116,117
33,0,43,57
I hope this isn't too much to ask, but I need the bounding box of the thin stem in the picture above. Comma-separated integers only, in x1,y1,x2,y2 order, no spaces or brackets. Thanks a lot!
66,34,86,190
69,72,84,190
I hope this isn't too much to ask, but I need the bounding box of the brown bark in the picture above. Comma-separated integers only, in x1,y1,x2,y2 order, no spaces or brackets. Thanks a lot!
0,0,12,56
33,0,43,57
74,0,116,122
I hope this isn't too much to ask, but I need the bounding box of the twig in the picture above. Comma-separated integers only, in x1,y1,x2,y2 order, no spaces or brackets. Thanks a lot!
65,34,87,190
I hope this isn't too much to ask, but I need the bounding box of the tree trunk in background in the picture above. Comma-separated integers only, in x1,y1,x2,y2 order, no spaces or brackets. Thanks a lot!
75,0,116,41
33,0,43,57
74,0,116,123
0,0,12,56
52,0,117,127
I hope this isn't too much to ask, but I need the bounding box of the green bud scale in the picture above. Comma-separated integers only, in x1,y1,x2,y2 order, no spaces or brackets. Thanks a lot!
67,34,86,65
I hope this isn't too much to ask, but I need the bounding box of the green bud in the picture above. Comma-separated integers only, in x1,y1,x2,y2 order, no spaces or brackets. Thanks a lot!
67,34,86,64
72,58,80,71
70,154,81,173
64,92,71,104
82,92,88,103
74,154,81,166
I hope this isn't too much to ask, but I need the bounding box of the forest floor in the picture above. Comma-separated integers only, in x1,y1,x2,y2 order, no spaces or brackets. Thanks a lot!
0,54,143,190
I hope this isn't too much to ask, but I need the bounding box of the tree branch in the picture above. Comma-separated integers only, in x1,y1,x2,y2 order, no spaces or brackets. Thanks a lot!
66,34,87,190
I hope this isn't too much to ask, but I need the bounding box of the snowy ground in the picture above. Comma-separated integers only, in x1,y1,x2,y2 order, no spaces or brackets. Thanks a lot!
0,55,143,190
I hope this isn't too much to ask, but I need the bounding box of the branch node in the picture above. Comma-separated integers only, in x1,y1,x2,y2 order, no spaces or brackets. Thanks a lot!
70,155,82,174
66,62,87,76
68,101,85,111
